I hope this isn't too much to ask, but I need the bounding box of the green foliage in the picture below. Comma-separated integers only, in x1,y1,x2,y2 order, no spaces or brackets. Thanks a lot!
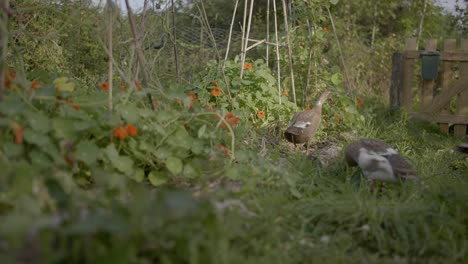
1,0,467,263
193,58,296,127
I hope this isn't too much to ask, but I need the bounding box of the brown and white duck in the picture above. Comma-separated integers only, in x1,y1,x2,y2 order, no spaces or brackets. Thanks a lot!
284,90,331,153
345,138,419,183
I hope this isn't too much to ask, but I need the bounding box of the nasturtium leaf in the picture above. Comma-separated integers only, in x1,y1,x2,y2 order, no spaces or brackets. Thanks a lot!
119,104,139,124
225,166,242,180
167,128,193,149
155,147,172,160
75,140,100,166
165,156,183,175
329,0,339,5
0,96,26,116
23,130,51,146
197,124,206,138
331,73,342,85
190,140,205,155
52,118,78,139
182,163,197,178
29,149,52,169
133,169,145,182
53,77,75,92
148,171,168,186
103,144,119,161
2,142,23,158
26,111,51,133
114,156,134,175
138,109,154,118
156,110,177,123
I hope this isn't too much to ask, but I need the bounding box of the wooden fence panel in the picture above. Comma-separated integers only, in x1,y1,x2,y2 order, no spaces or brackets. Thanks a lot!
402,38,417,111
454,39,468,137
439,39,457,134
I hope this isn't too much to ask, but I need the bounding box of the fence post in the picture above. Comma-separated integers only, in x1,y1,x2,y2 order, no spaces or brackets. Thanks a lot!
439,39,456,134
402,38,417,111
390,52,403,109
421,39,437,110
454,39,468,138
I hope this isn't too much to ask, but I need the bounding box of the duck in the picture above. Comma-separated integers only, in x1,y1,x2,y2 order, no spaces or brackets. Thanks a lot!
284,90,331,154
345,138,419,183
456,143,468,154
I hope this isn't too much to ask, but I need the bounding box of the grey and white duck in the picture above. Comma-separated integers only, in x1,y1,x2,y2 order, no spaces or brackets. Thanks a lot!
345,138,419,183
284,90,331,153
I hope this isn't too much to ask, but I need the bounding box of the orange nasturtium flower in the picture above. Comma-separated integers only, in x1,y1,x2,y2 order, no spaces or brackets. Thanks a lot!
216,143,229,157
305,104,311,110
186,92,197,101
243,62,253,70
211,87,222,97
356,98,363,108
282,90,289,96
220,112,240,128
204,104,215,111
125,124,138,136
323,27,329,33
134,80,142,91
14,126,25,145
257,110,266,119
4,73,11,89
31,80,41,90
211,80,217,86
119,82,126,91
225,113,240,125
71,104,80,111
8,70,16,79
113,126,128,140
100,82,109,91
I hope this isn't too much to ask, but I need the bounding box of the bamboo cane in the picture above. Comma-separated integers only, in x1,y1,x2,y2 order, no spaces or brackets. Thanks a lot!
107,0,113,112
273,0,281,104
240,0,255,79
171,0,180,83
281,0,296,105
266,0,270,67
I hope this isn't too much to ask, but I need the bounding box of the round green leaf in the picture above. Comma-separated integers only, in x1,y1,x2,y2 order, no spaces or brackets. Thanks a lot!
148,171,168,186
166,156,183,175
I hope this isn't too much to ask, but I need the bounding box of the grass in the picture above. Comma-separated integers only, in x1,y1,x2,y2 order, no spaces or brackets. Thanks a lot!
211,106,468,263
1,105,467,263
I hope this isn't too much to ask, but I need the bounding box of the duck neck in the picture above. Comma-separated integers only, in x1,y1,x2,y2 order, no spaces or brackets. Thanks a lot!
315,91,330,106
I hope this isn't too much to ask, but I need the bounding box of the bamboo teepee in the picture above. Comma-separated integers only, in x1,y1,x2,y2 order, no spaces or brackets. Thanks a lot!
223,0,296,105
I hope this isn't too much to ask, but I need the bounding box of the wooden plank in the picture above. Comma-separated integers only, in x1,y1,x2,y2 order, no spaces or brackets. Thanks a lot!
454,39,468,138
390,52,404,109
438,39,457,134
412,113,468,124
404,50,420,59
423,74,468,113
402,38,417,111
441,51,468,61
421,39,438,110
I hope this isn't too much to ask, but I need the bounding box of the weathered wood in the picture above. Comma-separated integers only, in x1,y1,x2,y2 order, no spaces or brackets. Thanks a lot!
403,50,468,61
454,39,468,138
441,51,468,61
438,39,457,134
421,39,437,110
404,50,420,59
412,113,468,124
390,52,404,109
423,74,468,114
402,38,417,111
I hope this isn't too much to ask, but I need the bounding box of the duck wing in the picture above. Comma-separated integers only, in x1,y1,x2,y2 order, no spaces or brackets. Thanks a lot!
384,154,419,181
